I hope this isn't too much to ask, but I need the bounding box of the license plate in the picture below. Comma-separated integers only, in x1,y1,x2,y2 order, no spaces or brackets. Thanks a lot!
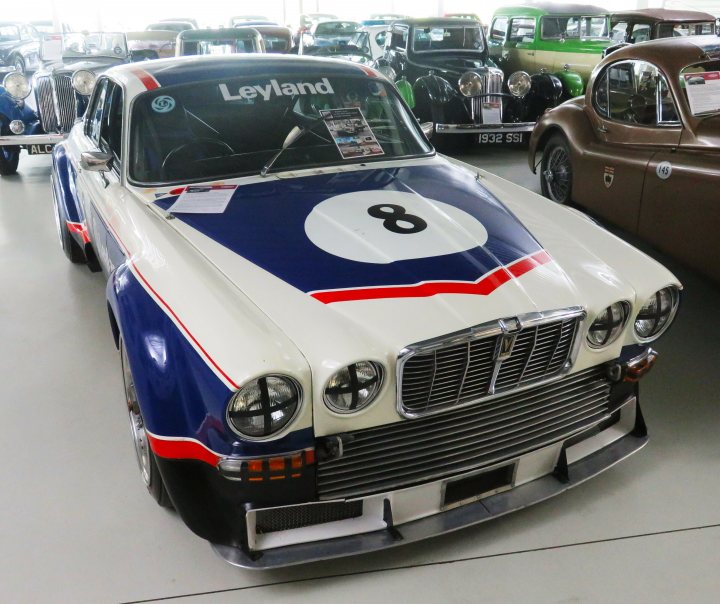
478,132,528,144
27,144,54,155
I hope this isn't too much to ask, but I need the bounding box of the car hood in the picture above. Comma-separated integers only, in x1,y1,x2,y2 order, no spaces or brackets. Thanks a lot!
37,57,126,74
146,156,584,348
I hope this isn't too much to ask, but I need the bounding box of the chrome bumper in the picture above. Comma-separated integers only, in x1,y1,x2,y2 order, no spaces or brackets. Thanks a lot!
435,122,535,134
213,395,646,569
0,133,67,146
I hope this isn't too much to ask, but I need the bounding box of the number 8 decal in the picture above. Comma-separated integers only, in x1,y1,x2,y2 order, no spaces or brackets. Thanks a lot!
367,204,428,234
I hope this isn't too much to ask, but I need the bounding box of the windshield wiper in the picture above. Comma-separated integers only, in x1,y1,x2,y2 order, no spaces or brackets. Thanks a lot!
260,117,331,177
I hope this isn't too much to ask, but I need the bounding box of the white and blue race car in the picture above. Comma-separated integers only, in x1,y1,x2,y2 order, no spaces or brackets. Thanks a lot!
51,54,681,568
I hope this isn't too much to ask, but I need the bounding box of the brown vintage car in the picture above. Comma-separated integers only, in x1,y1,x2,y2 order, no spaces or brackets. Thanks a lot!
609,9,715,44
529,35,720,282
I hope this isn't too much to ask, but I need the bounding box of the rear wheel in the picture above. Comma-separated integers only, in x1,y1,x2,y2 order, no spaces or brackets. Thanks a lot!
540,134,573,204
121,339,174,509
0,146,19,176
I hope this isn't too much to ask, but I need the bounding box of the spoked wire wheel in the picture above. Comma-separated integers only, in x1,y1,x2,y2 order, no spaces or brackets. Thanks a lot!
541,135,573,204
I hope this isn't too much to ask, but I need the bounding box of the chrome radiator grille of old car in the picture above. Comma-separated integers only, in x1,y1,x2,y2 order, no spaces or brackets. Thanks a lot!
34,74,77,134
317,365,611,500
398,308,583,417
472,67,505,124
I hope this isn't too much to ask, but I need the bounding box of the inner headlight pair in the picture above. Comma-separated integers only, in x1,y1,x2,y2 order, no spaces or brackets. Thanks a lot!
227,362,384,439
587,287,680,348
458,70,531,98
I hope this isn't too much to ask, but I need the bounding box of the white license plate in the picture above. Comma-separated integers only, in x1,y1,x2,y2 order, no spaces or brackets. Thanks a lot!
27,144,54,155
478,132,527,144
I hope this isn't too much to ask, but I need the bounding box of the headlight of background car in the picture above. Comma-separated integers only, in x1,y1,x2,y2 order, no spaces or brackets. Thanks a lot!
634,287,680,341
324,361,383,414
507,71,532,98
3,72,31,100
587,302,630,348
227,375,301,439
458,71,483,97
71,69,96,96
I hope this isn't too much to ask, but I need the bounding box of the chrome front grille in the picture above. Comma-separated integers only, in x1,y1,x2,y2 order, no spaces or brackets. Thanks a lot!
317,365,611,500
399,308,583,417
34,74,77,134
472,66,505,124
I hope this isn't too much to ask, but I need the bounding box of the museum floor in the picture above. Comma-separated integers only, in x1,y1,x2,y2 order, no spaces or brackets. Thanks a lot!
1,149,718,603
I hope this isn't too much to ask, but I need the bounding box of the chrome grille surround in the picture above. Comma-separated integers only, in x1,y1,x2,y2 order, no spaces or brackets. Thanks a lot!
317,364,611,500
397,307,585,419
34,73,77,134
470,66,505,124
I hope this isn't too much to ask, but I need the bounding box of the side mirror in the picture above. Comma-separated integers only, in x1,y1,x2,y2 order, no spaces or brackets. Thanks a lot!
80,151,113,172
420,122,434,139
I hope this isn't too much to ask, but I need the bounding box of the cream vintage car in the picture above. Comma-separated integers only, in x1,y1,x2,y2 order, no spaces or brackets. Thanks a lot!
51,54,680,567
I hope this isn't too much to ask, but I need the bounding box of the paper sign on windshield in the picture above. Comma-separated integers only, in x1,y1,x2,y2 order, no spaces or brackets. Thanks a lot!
684,71,720,115
320,108,385,160
168,184,237,214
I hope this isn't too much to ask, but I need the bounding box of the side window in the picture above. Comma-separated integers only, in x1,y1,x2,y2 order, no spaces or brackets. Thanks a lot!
541,17,564,39
490,17,508,42
508,18,535,43
390,26,407,50
595,60,678,125
99,82,123,162
610,21,628,42
630,23,651,42
85,78,109,144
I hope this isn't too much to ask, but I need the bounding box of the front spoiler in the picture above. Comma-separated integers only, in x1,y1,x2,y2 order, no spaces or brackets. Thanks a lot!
212,427,648,569
435,122,535,134
0,133,67,146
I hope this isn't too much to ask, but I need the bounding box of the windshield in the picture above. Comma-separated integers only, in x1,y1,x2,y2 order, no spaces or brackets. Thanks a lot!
412,26,485,52
180,37,259,55
680,60,720,117
314,22,359,36
0,25,20,41
62,32,128,59
129,74,432,184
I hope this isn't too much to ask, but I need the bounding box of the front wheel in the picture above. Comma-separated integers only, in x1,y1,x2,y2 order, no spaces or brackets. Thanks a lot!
121,339,174,509
540,134,573,204
0,146,20,176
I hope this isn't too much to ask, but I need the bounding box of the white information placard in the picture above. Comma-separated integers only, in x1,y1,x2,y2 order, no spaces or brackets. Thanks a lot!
683,71,720,115
320,108,385,160
168,184,237,214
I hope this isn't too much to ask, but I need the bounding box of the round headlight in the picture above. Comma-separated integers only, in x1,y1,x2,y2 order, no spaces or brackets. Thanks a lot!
71,69,96,96
507,71,532,98
324,361,383,414
458,71,483,97
3,72,31,100
587,302,630,348
227,375,301,439
634,287,680,341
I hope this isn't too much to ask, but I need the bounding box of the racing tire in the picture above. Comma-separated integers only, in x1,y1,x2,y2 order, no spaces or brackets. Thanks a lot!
121,339,174,510
540,134,573,204
51,183,86,263
0,146,20,176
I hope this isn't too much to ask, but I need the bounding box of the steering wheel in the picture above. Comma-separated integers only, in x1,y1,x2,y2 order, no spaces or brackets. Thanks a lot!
162,138,235,176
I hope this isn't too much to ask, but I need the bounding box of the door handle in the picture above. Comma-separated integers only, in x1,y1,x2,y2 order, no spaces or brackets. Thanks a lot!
597,125,608,133
527,51,535,56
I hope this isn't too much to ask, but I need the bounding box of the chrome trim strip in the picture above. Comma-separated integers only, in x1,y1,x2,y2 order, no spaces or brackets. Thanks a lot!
0,134,67,145
435,122,536,133
213,398,645,569
396,306,586,419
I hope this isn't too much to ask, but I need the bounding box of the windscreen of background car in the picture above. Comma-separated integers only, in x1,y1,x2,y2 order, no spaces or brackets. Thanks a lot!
62,32,128,58
680,60,720,116
0,25,21,42
314,22,360,37
412,26,484,52
129,74,432,184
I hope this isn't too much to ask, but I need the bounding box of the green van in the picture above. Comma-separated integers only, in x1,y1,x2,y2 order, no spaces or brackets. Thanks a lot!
488,3,612,97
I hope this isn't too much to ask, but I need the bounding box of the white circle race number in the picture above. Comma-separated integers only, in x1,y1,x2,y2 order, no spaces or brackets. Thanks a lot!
656,161,672,180
304,191,489,264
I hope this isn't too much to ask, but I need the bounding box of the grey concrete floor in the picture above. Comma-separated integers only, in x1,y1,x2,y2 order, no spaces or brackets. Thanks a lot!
0,150,719,604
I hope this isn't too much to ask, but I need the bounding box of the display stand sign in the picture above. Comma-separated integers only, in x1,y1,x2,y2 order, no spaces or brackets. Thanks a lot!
168,184,237,213
320,108,384,159
683,71,720,115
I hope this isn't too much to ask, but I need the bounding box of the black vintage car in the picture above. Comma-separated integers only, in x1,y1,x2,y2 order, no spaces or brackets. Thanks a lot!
0,22,41,74
378,18,562,144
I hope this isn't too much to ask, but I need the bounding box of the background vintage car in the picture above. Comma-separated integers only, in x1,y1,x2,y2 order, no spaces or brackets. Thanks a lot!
236,25,294,54
378,17,563,144
49,55,680,568
126,30,177,60
529,35,720,283
0,21,41,75
175,28,265,56
489,3,612,98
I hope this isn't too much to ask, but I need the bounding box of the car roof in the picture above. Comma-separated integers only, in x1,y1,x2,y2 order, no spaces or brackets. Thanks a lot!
610,9,716,23
109,54,379,92
599,35,720,71
394,18,483,27
493,3,608,17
